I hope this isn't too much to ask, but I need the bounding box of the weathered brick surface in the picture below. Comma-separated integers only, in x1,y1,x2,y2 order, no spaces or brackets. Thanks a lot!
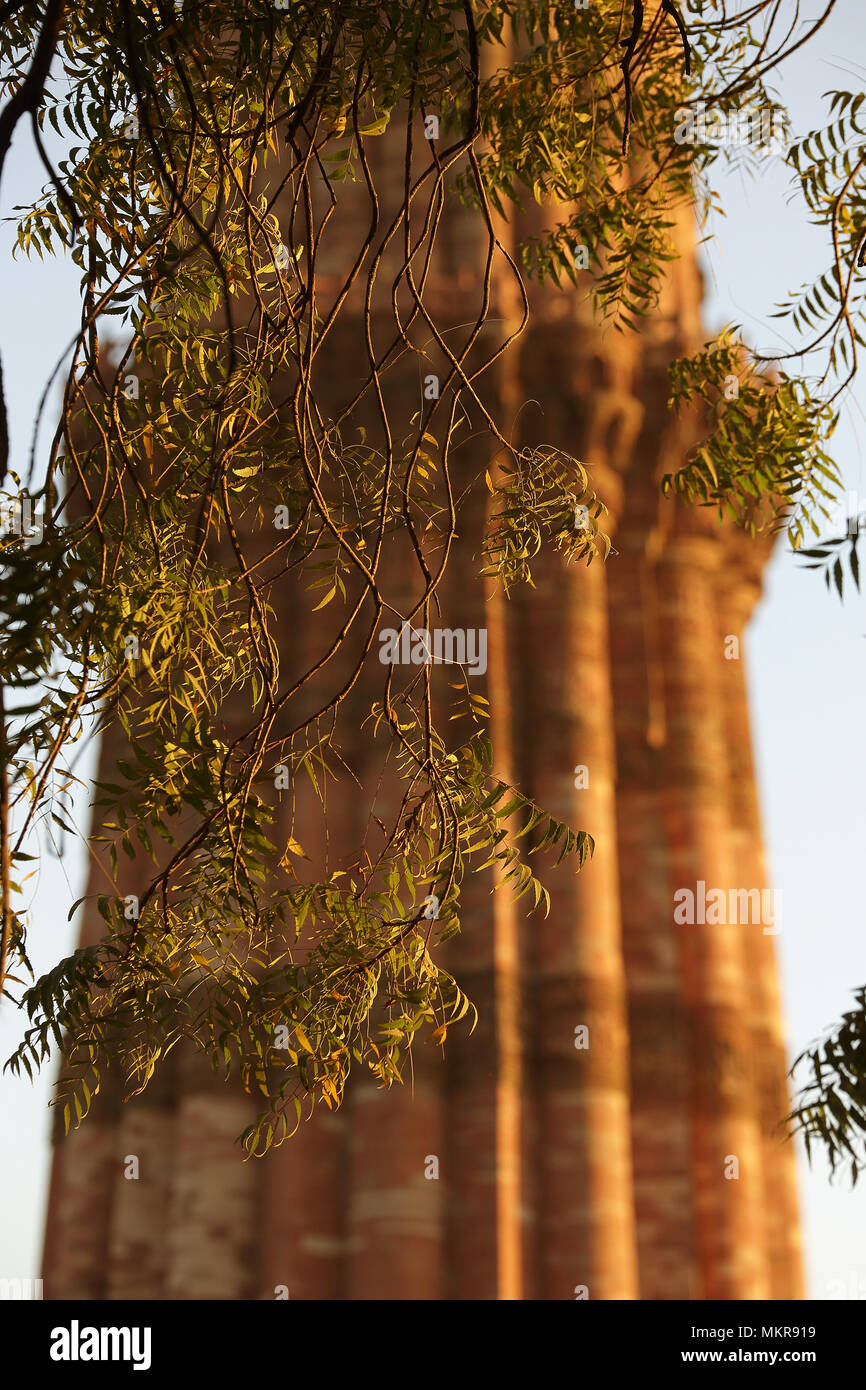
42,1119,118,1299
656,528,769,1299
163,1087,259,1300
105,1106,176,1298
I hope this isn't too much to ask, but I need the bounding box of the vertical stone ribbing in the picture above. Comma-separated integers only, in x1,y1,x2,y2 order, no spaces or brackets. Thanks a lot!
442,895,499,1298
344,1071,443,1300
508,356,637,1298
656,525,769,1300
163,1058,258,1299
486,162,527,1299
258,1112,346,1300
343,476,444,1302
614,214,709,1300
508,247,640,1299
345,608,443,1301
610,508,699,1300
489,618,524,1301
440,441,508,1300
342,767,444,1299
104,1111,174,1300
526,543,639,1300
104,1088,176,1298
435,24,528,1287
252,546,355,1302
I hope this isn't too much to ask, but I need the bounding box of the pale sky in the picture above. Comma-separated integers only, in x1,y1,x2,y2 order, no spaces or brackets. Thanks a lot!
1,3,865,1299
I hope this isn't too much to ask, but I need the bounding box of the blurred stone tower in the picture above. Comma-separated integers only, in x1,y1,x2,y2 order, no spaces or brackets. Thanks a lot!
41,107,803,1301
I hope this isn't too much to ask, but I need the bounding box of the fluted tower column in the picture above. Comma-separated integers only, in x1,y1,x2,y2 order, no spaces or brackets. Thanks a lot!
656,515,769,1299
610,481,699,1298
514,286,640,1299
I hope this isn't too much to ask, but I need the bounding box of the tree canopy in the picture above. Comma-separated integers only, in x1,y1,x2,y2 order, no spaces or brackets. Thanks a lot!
1,0,863,1171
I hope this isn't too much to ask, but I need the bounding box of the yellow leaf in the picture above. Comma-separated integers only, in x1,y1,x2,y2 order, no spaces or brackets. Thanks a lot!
312,584,336,611
358,115,389,136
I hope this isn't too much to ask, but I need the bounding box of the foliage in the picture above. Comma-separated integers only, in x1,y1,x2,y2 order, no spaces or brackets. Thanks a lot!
789,989,866,1185
482,446,610,594
0,0,856,1158
665,77,866,561
663,328,840,543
